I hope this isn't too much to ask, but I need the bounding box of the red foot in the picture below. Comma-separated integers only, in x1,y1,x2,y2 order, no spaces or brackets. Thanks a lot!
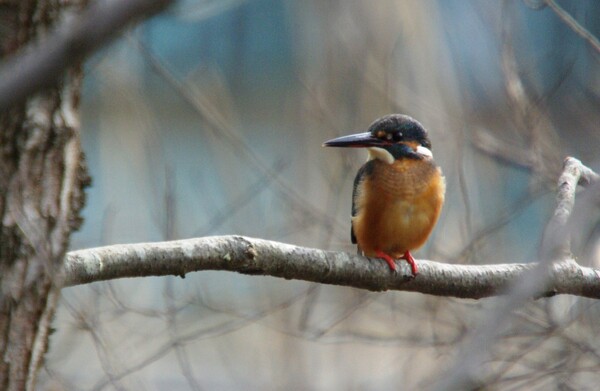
375,250,418,276
375,250,397,272
401,251,418,276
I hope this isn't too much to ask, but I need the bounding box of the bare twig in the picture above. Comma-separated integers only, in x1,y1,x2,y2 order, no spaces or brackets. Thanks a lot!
471,129,535,170
0,0,175,110
499,0,562,181
545,0,600,55
542,157,600,260
433,156,600,390
132,37,342,232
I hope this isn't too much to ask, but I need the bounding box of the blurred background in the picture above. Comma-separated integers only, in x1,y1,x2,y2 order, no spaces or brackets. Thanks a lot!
40,0,600,389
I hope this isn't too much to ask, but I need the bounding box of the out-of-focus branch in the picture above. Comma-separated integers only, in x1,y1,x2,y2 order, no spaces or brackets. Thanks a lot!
0,0,175,110
63,235,600,299
546,0,600,55
497,1,562,181
542,157,600,259
434,156,600,390
471,129,535,170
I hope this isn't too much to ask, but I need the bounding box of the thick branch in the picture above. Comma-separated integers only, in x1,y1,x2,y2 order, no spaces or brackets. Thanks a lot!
64,235,600,299
0,0,175,110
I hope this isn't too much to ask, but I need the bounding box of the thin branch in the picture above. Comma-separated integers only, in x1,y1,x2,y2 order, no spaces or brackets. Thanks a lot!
433,156,600,390
63,235,600,300
545,0,600,55
0,0,175,110
471,129,535,170
542,157,600,259
132,37,342,232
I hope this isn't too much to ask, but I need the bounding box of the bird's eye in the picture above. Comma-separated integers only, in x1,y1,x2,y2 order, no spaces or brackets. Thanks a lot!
392,132,403,142
385,133,393,141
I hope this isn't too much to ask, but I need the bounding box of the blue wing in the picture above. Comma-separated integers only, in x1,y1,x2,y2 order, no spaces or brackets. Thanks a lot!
351,161,375,246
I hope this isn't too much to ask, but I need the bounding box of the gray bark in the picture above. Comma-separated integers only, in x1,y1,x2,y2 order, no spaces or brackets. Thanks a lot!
64,235,600,300
63,157,600,301
0,0,174,388
0,3,89,390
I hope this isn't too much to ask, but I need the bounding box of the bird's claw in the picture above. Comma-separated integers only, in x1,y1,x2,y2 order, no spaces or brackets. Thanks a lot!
375,250,418,278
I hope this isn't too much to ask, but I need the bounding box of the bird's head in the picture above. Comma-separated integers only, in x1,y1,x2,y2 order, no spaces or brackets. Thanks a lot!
323,114,433,164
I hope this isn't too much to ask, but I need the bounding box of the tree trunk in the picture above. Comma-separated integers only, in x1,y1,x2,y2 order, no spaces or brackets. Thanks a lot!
0,1,88,390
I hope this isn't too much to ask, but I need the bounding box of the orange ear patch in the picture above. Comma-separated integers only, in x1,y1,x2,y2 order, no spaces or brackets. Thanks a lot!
400,140,420,150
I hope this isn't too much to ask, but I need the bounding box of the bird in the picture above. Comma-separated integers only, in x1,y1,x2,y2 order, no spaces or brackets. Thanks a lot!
323,114,445,276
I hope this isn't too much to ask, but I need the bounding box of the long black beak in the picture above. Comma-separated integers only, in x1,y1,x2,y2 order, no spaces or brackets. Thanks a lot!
322,132,385,148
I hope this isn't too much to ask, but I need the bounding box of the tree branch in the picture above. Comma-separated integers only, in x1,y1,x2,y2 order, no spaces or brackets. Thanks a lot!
63,235,600,299
63,156,600,300
433,156,600,390
546,0,600,55
0,0,175,110
542,157,600,259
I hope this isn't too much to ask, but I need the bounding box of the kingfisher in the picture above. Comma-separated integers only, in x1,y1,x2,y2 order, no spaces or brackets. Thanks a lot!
323,114,445,276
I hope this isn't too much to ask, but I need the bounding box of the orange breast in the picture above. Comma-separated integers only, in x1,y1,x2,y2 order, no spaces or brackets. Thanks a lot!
353,158,445,258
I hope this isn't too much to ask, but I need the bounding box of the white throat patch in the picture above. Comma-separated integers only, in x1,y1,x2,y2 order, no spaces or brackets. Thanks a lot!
367,147,394,164
368,145,434,164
